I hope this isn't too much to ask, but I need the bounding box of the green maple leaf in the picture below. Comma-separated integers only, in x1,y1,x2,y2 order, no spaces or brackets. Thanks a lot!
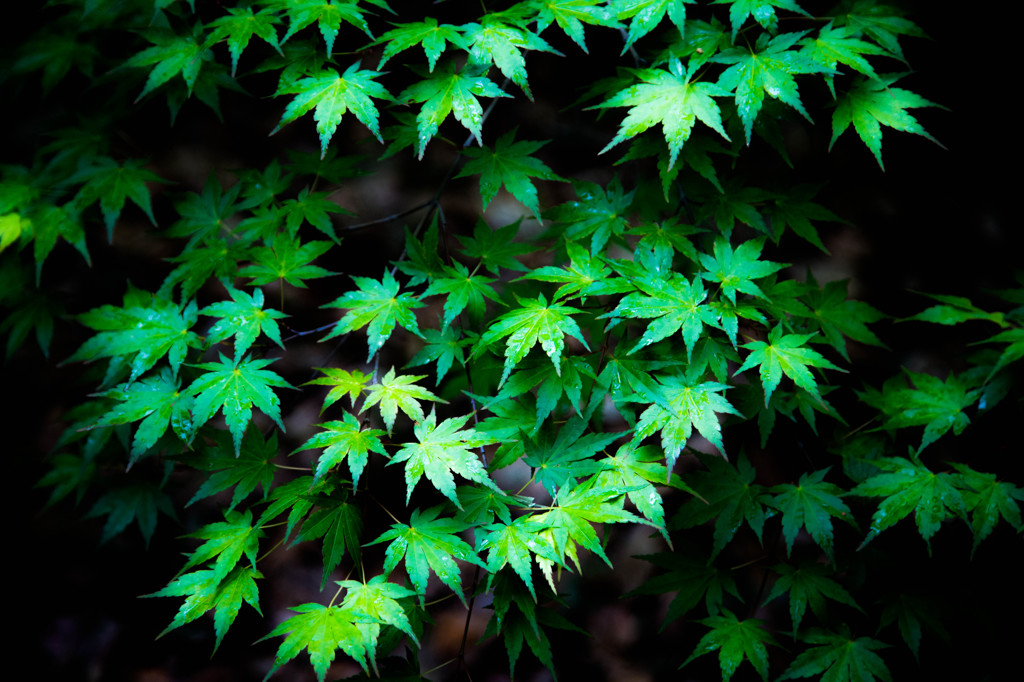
858,369,980,453
159,237,247,301
799,273,885,361
305,366,372,412
461,19,560,99
85,478,176,545
405,324,472,385
187,429,279,511
715,32,832,144
278,0,373,56
322,270,425,360
398,61,510,158
206,6,283,77
165,175,243,247
546,176,634,255
735,325,844,406
477,292,590,386
768,186,845,251
477,516,563,600
521,239,629,302
421,261,503,328
456,130,563,221
907,292,1005,327
125,27,210,101
262,602,371,681
374,17,469,71
714,0,810,39
201,285,287,363
698,238,787,305
296,412,386,488
239,233,335,288
521,414,618,496
627,551,740,627
273,63,392,158
632,370,743,473
361,367,445,433
682,610,775,682
800,22,888,96
389,411,500,508
457,218,532,274
282,187,353,242
92,367,194,465
833,0,925,61
830,74,943,169
67,288,202,384
295,499,363,589
187,354,294,456
147,565,262,652
851,456,967,552
595,58,730,170
779,627,892,682
601,272,720,359
69,158,160,241
338,575,420,658
952,463,1024,555
369,506,487,605
676,453,775,557
180,509,264,587
616,0,692,52
597,444,681,539
768,468,854,562
529,0,623,52
763,563,862,634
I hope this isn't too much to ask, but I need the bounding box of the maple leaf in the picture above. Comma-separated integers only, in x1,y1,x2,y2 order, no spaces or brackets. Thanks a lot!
165,175,244,247
594,58,731,170
159,237,248,301
763,563,861,634
529,0,623,52
952,463,1024,555
768,186,845,252
546,177,634,255
389,411,500,507
858,369,980,453
337,575,420,659
457,218,532,274
187,429,279,511
477,516,563,600
631,370,743,473
682,610,775,682
273,63,392,158
239,233,335,288
676,453,775,557
296,412,386,489
66,288,202,384
521,415,618,496
800,22,889,96
85,478,176,545
147,565,262,652
305,366,372,412
714,32,832,144
374,17,469,71
779,627,892,682
714,0,811,39
698,238,787,305
69,157,160,241
627,551,740,627
421,261,503,328
735,325,844,406
405,324,472,384
296,498,363,589
521,239,629,302
768,468,854,562
830,74,943,169
369,506,487,605
361,367,445,433
277,0,374,56
851,456,967,552
206,6,283,77
799,273,885,361
201,285,287,363
833,0,925,61
179,509,264,587
280,187,352,242
187,354,294,456
461,19,560,100
261,602,371,681
125,27,211,101
398,61,510,158
92,367,194,465
456,130,563,221
616,0,692,52
476,292,590,386
322,270,425,360
601,272,720,359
